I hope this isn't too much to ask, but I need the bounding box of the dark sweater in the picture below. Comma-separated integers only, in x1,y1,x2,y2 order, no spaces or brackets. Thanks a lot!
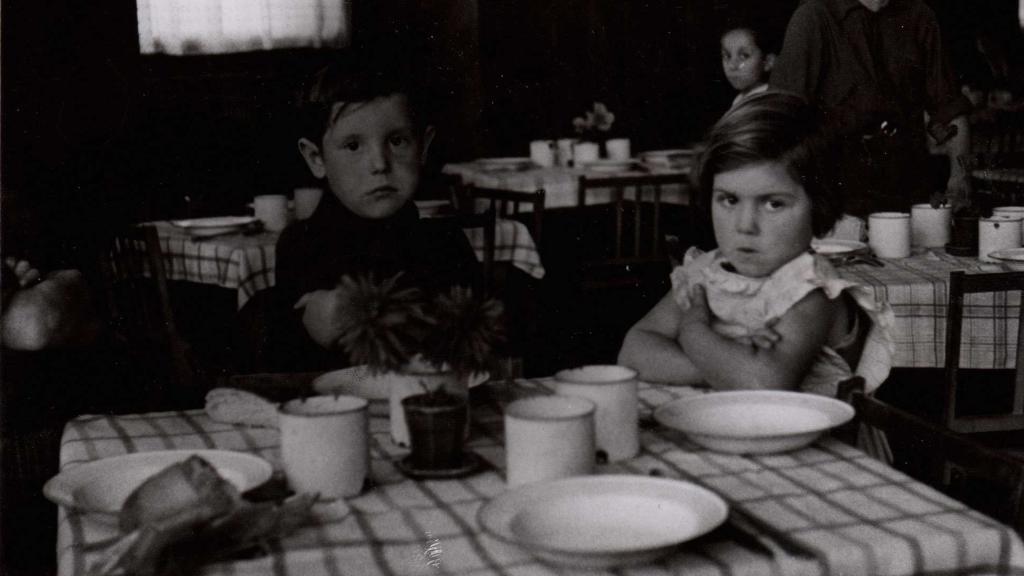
235,195,480,373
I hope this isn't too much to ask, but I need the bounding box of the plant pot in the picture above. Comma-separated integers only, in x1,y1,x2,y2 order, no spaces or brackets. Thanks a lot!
946,214,980,256
387,369,468,447
401,392,467,470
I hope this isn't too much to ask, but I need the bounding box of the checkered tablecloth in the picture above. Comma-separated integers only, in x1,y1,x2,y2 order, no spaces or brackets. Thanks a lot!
55,380,1024,576
441,163,692,209
148,218,545,309
836,250,1021,368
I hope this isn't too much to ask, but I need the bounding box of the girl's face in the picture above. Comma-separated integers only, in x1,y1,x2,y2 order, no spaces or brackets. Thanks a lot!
711,161,813,278
721,29,772,93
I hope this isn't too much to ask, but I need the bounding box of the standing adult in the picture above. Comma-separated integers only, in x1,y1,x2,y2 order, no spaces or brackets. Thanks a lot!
770,0,973,216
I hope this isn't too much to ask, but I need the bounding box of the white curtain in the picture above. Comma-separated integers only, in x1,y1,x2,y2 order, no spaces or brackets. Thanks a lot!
137,0,351,55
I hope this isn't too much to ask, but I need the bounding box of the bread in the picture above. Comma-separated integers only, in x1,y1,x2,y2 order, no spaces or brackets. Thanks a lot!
205,387,279,428
120,456,240,533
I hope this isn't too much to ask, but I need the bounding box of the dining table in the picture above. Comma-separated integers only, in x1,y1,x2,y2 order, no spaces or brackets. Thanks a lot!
834,248,1021,369
54,377,1024,576
144,211,545,309
441,162,692,209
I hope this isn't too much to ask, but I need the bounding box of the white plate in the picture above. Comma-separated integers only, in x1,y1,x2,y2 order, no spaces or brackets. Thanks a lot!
989,248,1024,270
43,449,273,518
580,159,639,173
811,238,869,256
475,157,534,172
654,391,854,454
311,366,490,416
478,475,727,569
170,216,259,237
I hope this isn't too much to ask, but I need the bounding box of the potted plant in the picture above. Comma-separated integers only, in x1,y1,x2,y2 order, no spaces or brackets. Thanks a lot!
572,101,616,165
332,273,504,465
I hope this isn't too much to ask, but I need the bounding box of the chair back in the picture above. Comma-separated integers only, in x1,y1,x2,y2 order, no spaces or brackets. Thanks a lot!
944,270,1024,433
838,378,1024,534
455,186,545,251
100,225,200,398
434,210,496,296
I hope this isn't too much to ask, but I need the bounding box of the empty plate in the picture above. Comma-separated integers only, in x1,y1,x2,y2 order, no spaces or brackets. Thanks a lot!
478,475,727,569
43,449,273,519
170,216,259,237
654,390,854,454
475,157,534,172
989,248,1024,270
811,238,869,256
580,159,638,173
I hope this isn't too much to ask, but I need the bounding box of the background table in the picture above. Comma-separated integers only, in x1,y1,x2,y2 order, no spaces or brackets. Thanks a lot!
836,250,1021,369
147,217,545,309
442,163,692,208
55,379,1023,576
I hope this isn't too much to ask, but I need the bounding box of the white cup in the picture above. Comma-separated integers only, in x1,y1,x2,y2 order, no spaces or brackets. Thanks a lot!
554,365,639,462
293,187,323,220
910,204,952,248
279,395,368,499
572,142,600,167
605,138,631,161
504,395,596,486
979,215,1022,262
529,140,556,168
556,138,578,167
254,194,291,232
868,212,911,259
992,207,1024,243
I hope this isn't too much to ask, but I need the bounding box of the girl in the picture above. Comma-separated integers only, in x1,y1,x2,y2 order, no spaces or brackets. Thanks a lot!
721,24,775,108
618,91,893,399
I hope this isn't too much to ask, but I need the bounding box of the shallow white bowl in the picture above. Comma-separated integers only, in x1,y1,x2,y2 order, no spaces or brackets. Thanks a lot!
478,475,727,569
43,449,273,519
988,248,1024,271
312,366,489,416
654,390,854,454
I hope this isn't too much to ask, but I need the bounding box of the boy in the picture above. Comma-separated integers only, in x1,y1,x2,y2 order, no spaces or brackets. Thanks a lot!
241,56,479,372
721,22,777,108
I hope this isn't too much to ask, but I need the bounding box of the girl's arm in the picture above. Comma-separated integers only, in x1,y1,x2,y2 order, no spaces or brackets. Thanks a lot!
617,292,705,385
678,285,839,390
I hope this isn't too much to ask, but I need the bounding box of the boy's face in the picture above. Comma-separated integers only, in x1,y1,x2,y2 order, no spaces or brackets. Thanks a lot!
721,29,773,93
298,94,434,219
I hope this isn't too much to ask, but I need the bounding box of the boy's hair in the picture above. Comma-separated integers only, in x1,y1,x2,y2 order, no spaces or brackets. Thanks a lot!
295,53,427,144
719,17,780,56
693,90,843,237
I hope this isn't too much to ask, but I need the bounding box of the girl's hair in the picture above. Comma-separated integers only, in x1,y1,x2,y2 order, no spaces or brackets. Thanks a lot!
693,90,842,237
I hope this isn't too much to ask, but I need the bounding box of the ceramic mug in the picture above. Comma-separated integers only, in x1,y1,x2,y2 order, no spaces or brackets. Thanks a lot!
992,207,1024,243
605,138,631,161
279,395,368,499
868,212,911,259
979,215,1022,262
529,140,556,168
504,395,596,486
572,142,600,167
910,204,951,248
553,365,639,462
254,194,290,232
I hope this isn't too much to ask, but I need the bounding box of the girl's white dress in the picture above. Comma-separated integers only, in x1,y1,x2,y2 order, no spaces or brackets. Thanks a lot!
670,247,895,397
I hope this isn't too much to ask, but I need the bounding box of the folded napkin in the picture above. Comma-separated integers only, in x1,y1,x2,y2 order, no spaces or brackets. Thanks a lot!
205,388,279,428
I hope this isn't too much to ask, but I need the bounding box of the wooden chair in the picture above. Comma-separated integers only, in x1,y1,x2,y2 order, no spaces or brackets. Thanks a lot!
438,210,496,296
100,225,203,404
943,270,1024,434
837,377,1024,533
964,151,1024,210
455,186,546,250
574,173,690,290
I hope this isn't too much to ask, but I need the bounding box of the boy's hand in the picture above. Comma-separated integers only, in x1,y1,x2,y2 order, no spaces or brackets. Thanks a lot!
294,288,346,350
5,257,42,287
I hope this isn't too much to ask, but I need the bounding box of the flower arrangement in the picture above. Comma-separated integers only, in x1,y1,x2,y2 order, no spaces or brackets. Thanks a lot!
573,101,616,141
332,272,505,380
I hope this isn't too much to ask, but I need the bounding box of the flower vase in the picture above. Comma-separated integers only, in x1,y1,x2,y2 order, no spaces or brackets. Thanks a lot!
401,391,468,470
388,368,467,447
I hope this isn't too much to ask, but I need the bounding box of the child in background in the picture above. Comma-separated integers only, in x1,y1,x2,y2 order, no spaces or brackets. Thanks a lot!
618,91,893,400
238,54,480,372
721,23,776,108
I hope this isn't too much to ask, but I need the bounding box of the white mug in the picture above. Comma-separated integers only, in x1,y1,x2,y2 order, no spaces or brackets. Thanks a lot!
529,140,556,168
992,207,1024,243
979,215,1022,262
556,138,578,167
293,187,323,220
605,138,631,161
279,395,368,499
504,395,596,486
254,194,291,232
910,204,951,248
868,212,911,259
572,142,600,167
554,365,639,462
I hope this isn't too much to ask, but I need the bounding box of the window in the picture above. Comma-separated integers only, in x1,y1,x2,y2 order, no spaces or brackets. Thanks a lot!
136,0,351,55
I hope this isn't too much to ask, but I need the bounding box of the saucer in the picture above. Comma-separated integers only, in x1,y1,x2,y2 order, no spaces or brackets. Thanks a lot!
395,452,486,480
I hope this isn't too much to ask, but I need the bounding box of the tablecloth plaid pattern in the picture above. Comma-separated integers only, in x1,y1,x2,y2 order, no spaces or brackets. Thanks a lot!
148,218,545,309
441,163,692,209
836,250,1022,369
55,380,1024,576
